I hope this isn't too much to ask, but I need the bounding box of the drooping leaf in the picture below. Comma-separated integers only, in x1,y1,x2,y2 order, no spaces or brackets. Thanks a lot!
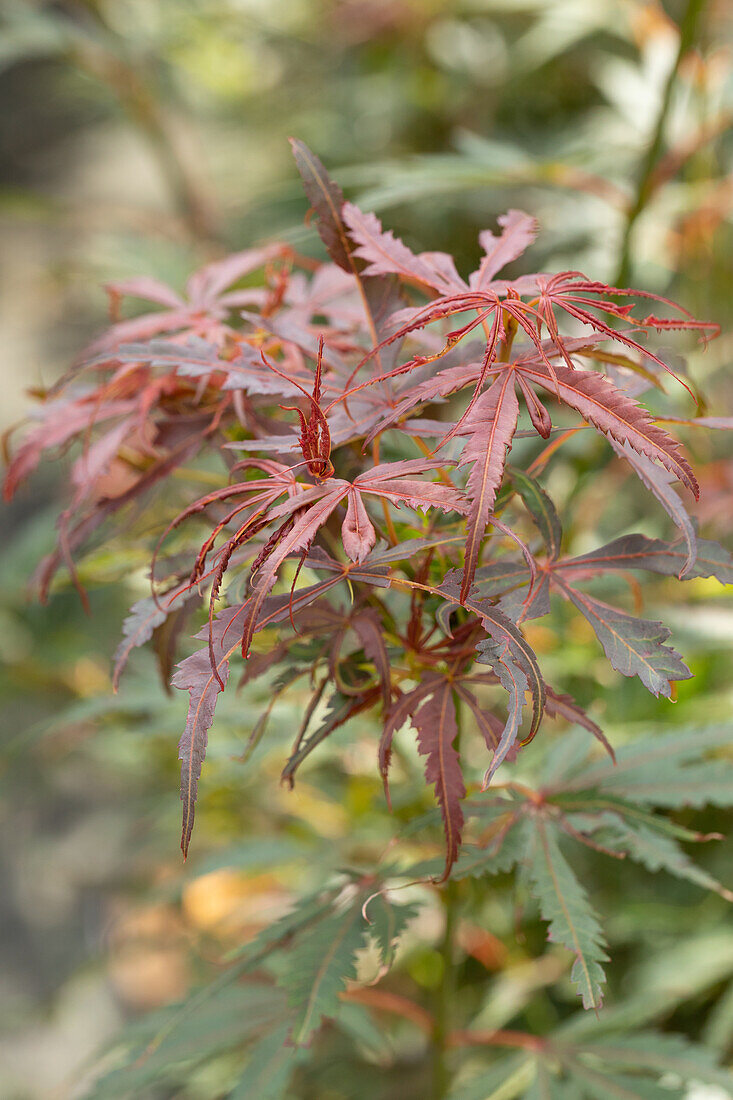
544,685,615,761
412,680,465,876
610,440,697,576
528,817,608,1009
594,819,733,901
351,607,392,707
475,637,530,784
171,605,244,856
553,724,733,809
520,362,698,497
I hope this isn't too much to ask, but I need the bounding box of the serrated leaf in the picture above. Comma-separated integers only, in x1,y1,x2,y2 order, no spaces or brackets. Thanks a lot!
522,362,698,497
171,604,244,856
283,902,369,1047
597,820,733,901
560,532,733,585
558,581,691,698
228,1023,305,1100
451,818,526,879
413,680,465,876
476,637,530,783
571,1030,733,1090
556,725,733,808
458,373,520,598
528,819,608,1009
610,440,697,575
290,139,353,272
364,895,417,971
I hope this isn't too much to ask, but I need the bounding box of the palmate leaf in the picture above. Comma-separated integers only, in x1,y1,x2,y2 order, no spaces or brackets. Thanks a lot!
528,817,608,1009
452,1028,733,1100
451,817,526,880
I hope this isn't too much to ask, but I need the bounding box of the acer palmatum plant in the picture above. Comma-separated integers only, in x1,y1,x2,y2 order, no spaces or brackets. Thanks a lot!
6,141,733,1090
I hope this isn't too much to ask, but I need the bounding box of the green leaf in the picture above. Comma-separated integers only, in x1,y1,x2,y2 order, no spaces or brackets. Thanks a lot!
528,818,608,1009
599,820,733,901
283,900,369,1046
451,818,526,879
228,1023,306,1100
555,725,733,809
85,984,287,1099
563,1061,684,1099
523,1062,581,1099
572,1030,733,1090
365,895,417,971
510,467,562,559
449,1055,533,1100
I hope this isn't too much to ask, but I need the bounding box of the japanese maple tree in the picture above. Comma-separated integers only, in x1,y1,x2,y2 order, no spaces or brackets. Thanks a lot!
6,143,732,1064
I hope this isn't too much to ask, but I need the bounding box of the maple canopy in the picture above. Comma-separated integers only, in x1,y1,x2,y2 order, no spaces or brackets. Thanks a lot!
5,139,726,881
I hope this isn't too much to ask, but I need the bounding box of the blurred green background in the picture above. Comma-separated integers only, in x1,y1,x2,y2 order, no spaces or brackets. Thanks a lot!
1,1,732,1098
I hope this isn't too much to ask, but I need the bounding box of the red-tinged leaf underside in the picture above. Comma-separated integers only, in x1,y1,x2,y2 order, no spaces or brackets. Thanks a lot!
172,605,243,856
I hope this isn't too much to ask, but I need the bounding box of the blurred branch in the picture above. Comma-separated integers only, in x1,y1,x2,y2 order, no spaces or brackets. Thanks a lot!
67,2,219,244
614,0,707,286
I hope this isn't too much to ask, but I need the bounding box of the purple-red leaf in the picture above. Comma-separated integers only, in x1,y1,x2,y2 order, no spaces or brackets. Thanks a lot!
469,210,538,290
457,372,520,601
412,679,465,877
171,605,244,857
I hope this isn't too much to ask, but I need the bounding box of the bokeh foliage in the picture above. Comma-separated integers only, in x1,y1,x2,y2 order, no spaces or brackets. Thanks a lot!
1,1,732,1098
